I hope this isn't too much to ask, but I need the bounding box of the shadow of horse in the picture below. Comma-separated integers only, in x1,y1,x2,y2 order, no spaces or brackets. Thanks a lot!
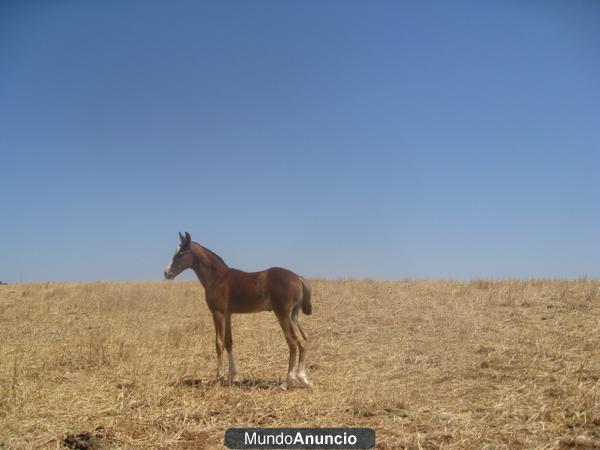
172,376,280,390
232,378,280,390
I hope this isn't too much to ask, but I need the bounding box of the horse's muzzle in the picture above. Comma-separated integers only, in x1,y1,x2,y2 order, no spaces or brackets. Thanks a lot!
164,270,174,280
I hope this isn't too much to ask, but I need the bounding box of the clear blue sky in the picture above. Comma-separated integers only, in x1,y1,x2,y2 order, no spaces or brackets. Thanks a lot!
1,1,598,282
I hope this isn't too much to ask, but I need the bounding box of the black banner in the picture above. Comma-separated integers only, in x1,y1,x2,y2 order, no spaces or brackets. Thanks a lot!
224,428,375,449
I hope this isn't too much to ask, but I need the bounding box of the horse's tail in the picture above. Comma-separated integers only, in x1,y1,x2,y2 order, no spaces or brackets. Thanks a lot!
300,277,312,315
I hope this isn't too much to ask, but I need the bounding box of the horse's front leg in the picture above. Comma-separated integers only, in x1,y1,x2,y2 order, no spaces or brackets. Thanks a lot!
225,313,238,384
212,311,226,382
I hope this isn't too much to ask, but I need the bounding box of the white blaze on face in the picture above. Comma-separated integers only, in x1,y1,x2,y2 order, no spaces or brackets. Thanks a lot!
165,245,181,274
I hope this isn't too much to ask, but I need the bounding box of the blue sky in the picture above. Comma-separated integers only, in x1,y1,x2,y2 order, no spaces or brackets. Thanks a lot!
1,1,599,282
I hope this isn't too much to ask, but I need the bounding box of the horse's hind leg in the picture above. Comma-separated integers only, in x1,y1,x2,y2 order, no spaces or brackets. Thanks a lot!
292,308,312,388
276,311,298,390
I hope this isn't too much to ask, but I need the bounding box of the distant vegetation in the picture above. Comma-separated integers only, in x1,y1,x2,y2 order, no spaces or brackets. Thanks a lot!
0,279,599,448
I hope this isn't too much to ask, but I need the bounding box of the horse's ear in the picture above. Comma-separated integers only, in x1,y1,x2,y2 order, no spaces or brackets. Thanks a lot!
184,232,191,245
179,232,185,243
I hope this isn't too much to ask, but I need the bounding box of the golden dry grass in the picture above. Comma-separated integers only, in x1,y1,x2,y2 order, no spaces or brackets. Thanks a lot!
1,278,599,449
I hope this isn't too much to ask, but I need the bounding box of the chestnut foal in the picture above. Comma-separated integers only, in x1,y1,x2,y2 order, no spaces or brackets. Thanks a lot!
164,232,313,389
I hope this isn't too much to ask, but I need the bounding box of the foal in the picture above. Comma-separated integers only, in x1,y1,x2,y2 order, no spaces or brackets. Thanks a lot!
164,232,313,389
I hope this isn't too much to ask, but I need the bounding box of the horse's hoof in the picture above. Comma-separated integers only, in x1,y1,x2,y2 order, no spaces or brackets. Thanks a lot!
279,382,289,391
299,377,313,388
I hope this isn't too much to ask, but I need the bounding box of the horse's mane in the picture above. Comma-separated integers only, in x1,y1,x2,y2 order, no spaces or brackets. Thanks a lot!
194,242,228,268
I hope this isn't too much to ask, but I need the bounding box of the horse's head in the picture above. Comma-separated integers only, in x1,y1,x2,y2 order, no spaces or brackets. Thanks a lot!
164,232,194,280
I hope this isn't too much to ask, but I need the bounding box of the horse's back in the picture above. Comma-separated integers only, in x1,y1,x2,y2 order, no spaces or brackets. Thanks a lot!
264,267,303,311
225,267,301,313
265,266,300,283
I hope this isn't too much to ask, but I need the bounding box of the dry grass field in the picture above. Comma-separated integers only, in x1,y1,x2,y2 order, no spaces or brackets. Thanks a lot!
1,278,599,449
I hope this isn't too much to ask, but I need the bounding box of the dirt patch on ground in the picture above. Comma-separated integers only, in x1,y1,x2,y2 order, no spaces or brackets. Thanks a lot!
63,427,106,449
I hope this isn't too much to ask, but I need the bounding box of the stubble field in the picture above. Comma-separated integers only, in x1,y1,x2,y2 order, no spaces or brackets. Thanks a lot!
1,278,599,449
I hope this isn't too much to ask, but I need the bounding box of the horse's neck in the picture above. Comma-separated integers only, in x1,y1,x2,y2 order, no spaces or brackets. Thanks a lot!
191,243,227,289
